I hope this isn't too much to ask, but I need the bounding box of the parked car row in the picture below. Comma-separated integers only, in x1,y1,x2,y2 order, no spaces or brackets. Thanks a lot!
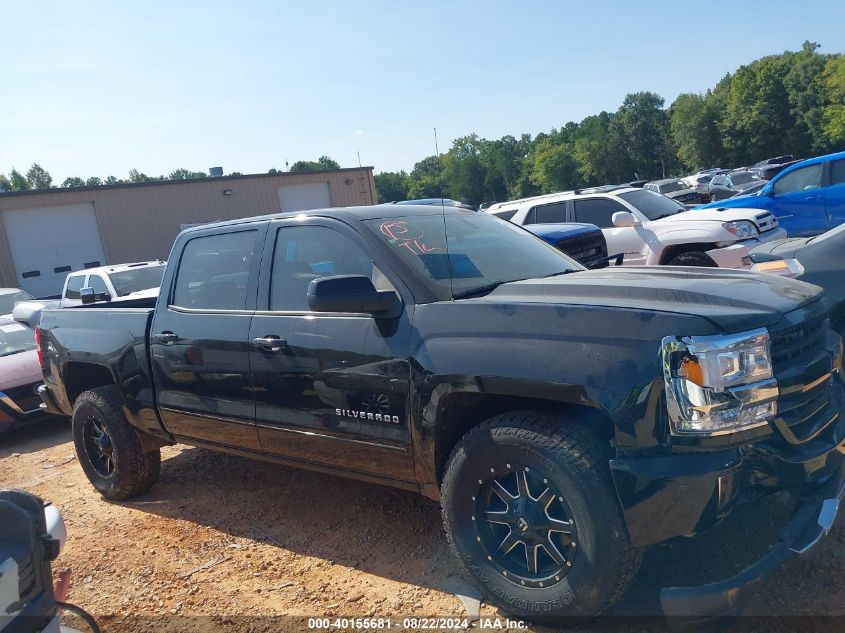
485,184,784,268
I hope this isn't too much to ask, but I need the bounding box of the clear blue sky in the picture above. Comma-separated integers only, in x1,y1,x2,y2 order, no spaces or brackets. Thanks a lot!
2,1,843,182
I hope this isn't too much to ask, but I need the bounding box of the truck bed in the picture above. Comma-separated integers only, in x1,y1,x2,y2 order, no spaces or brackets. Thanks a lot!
38,306,160,434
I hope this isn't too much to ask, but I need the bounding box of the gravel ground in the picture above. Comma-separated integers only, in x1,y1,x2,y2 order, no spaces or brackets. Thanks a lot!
1,417,843,632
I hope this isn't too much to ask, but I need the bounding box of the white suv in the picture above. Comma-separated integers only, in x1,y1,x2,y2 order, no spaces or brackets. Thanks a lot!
485,186,786,267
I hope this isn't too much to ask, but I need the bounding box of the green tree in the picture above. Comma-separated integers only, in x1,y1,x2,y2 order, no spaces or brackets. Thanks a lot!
128,169,164,183
406,155,445,198
9,169,30,191
669,93,724,170
26,163,53,189
613,92,671,179
0,174,10,192
168,168,206,180
85,176,103,187
289,156,341,172
104,175,124,185
783,41,829,153
441,135,487,204
530,135,582,193
820,56,845,148
374,171,409,202
61,176,86,188
227,171,243,176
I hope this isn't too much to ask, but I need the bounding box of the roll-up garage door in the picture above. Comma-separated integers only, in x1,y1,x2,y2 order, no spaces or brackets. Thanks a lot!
3,203,107,297
277,182,332,213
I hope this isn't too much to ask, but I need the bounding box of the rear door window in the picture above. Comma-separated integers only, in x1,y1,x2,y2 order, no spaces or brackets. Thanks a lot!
531,201,568,224
830,159,845,186
65,275,85,300
172,230,258,310
572,197,627,228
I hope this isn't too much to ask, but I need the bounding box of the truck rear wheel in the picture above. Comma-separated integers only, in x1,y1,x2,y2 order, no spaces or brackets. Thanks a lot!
440,412,639,623
72,385,161,500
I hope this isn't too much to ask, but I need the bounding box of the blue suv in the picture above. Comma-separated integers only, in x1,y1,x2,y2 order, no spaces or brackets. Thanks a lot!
696,151,845,236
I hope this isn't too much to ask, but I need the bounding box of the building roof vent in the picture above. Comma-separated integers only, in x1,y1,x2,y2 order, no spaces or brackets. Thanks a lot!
209,167,224,177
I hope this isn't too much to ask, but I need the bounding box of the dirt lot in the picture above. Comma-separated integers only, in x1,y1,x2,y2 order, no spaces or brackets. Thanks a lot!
2,418,844,632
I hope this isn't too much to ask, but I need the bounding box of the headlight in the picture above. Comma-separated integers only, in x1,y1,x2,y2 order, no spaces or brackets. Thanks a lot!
722,221,758,239
662,328,777,435
750,258,804,278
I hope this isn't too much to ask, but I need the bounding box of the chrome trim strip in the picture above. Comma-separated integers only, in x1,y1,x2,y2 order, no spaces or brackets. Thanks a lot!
255,422,407,452
159,406,255,427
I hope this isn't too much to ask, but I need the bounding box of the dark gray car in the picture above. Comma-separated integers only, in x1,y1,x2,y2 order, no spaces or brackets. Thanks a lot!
750,224,845,333
707,171,766,201
643,178,700,204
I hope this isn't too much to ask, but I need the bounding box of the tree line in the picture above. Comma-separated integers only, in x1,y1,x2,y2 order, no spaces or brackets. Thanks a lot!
0,156,341,193
375,41,845,205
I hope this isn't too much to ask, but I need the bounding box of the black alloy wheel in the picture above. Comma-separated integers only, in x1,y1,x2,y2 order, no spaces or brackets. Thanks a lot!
475,463,577,589
82,413,116,477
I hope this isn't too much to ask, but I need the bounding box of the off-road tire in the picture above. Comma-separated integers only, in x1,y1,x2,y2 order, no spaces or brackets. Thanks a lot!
440,412,640,623
666,250,717,267
72,385,161,500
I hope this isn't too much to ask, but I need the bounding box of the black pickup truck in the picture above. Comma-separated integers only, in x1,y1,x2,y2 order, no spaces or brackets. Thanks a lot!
33,205,845,623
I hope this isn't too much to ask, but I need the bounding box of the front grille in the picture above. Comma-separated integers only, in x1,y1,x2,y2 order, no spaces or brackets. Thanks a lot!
769,304,841,443
3,382,42,413
755,212,779,233
556,230,608,268
675,193,699,203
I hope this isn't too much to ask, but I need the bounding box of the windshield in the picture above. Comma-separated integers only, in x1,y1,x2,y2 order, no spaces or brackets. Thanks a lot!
618,189,686,221
0,322,36,357
108,265,165,296
365,214,582,297
658,181,686,194
729,172,759,185
0,290,33,315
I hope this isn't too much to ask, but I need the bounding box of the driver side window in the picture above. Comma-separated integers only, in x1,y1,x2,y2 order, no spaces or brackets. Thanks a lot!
773,164,823,195
89,275,108,295
270,225,393,312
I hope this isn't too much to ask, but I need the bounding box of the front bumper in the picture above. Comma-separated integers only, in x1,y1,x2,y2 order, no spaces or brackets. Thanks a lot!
705,227,788,269
611,386,845,622
660,469,844,625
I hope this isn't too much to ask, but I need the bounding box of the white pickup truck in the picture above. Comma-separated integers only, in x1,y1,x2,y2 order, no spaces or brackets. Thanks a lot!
12,261,166,326
485,185,786,268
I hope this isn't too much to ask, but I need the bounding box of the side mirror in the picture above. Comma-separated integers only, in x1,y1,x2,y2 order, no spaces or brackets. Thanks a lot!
612,211,638,228
80,287,111,305
307,275,402,318
762,184,775,197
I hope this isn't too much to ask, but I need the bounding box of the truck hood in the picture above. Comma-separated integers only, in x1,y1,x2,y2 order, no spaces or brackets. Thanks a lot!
472,266,823,333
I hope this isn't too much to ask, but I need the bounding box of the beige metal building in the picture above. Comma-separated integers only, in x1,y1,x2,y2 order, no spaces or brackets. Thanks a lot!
0,167,376,296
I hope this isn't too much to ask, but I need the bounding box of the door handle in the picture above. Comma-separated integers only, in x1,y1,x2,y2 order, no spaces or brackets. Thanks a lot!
153,332,179,345
252,336,287,352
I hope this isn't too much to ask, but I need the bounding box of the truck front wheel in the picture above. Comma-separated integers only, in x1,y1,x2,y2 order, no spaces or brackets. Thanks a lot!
440,412,639,622
72,385,161,500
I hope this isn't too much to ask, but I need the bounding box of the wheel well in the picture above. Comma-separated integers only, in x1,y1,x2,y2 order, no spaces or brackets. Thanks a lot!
64,363,115,406
659,242,717,265
435,393,613,484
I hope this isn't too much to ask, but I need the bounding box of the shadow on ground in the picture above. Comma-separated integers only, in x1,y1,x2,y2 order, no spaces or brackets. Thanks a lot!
114,445,844,631
0,416,70,457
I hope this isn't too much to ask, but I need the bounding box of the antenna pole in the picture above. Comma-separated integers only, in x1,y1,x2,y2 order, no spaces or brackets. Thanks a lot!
357,150,362,167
